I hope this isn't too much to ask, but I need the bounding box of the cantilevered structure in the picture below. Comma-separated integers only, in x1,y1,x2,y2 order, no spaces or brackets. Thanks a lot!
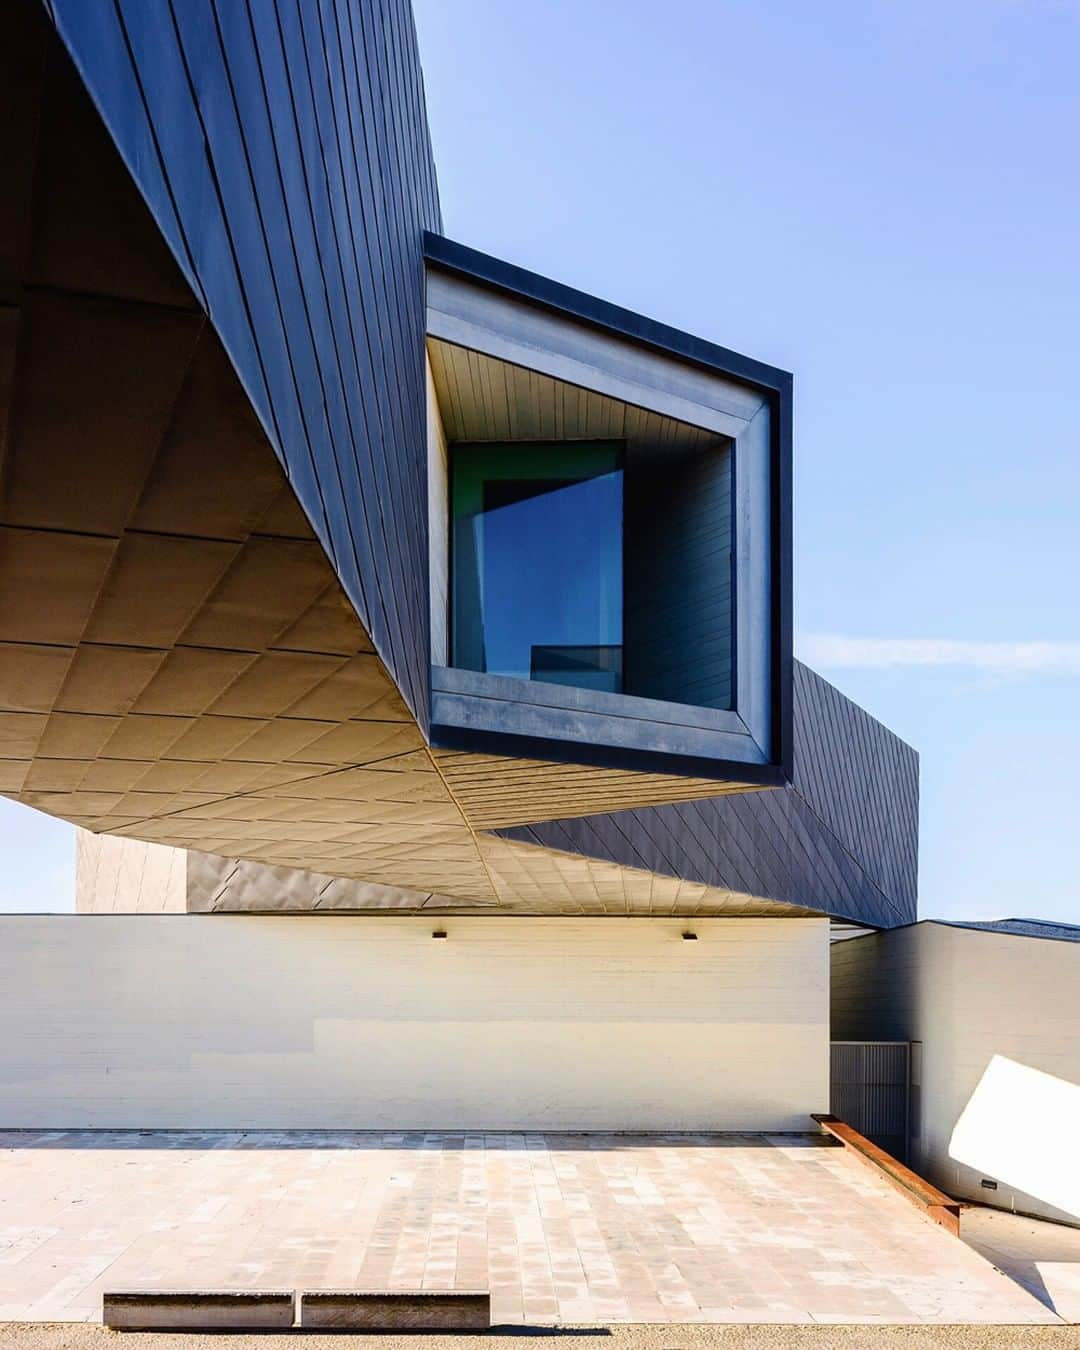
0,0,917,1130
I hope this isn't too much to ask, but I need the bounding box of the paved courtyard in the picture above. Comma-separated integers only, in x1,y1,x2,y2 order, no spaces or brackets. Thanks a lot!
0,1131,1059,1326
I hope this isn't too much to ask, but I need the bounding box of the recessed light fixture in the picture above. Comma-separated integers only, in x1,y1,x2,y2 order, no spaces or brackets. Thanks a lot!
682,931,698,941
432,929,448,939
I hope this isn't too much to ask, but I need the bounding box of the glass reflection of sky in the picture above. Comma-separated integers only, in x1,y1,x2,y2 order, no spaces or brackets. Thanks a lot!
479,471,622,682
451,443,623,693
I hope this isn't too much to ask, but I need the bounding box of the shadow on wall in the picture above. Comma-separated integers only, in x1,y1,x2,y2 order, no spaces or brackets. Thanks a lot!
949,1055,1080,1220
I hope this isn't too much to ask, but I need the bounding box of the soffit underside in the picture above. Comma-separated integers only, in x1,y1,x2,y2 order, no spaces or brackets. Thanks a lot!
427,335,728,456
432,749,766,829
188,837,816,919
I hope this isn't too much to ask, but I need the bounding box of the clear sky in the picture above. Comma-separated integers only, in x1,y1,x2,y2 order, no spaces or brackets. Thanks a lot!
2,0,1077,921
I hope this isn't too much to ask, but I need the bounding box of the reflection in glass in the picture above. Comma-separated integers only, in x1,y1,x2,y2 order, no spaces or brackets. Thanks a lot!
451,443,623,693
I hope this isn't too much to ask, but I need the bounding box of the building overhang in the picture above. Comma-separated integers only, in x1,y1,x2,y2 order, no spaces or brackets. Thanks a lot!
422,234,794,787
0,0,918,929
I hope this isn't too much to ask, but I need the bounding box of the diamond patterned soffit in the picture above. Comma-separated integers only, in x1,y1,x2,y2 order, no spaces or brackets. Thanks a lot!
0,44,778,914
185,839,815,919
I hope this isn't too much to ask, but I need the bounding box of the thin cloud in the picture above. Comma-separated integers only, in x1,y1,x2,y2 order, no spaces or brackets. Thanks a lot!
799,634,1080,676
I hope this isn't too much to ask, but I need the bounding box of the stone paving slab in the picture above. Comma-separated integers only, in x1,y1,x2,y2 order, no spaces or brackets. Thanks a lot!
0,1131,1060,1326
962,1207,1080,1323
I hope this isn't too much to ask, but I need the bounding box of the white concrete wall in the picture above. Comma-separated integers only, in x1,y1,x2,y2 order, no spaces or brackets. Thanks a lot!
0,915,828,1130
832,923,1080,1224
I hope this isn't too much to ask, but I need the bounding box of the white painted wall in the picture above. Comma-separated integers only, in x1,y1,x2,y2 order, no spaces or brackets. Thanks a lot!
0,915,828,1130
832,922,1080,1224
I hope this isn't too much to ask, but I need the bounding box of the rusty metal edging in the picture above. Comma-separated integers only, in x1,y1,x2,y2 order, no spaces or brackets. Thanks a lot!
812,1112,962,1237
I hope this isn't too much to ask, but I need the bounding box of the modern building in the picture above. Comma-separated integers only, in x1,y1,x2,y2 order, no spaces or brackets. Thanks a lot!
833,919,1080,1225
0,0,917,1132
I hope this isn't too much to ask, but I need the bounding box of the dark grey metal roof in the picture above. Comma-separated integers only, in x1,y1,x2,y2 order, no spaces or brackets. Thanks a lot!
939,918,1080,943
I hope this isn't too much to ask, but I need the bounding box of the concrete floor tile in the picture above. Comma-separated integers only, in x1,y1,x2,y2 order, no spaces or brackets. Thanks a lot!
0,1130,1062,1327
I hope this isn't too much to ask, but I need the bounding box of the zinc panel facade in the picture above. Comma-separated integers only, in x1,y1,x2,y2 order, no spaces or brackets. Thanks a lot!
44,0,441,724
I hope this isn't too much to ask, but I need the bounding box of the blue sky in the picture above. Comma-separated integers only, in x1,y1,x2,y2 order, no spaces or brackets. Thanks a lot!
2,0,1077,920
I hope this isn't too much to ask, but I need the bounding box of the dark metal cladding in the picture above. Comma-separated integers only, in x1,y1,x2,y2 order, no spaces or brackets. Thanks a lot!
791,662,918,922
42,0,442,725
497,662,918,928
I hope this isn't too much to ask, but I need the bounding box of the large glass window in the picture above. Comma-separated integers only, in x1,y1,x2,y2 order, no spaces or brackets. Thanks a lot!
451,442,623,693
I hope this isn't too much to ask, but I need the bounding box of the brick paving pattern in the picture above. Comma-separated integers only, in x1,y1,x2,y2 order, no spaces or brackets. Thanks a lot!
0,1131,1058,1325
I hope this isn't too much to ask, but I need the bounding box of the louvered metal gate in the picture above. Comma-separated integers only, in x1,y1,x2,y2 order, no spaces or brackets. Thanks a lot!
830,1041,910,1162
